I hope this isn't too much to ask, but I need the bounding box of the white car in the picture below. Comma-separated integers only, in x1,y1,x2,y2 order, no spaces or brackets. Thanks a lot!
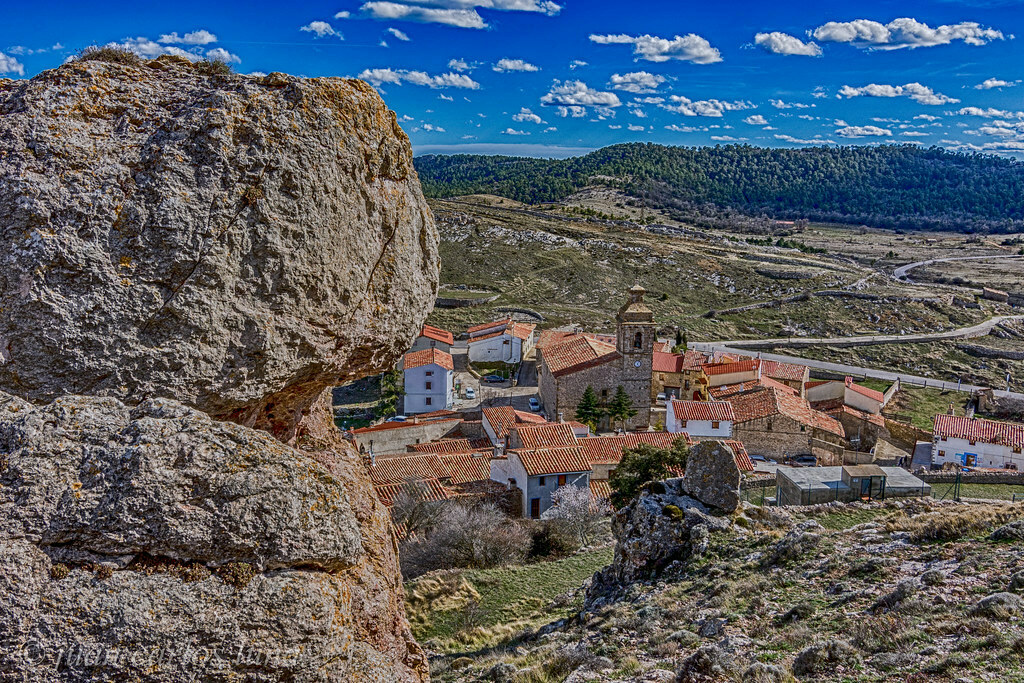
464,387,476,399
528,397,540,411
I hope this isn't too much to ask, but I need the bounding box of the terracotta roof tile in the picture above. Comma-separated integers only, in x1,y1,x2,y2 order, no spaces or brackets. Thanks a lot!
709,377,797,400
513,446,593,476
703,359,760,376
468,318,512,334
408,438,477,454
724,440,755,472
369,454,445,485
653,351,685,373
543,334,620,377
730,387,845,438
845,377,884,403
404,348,454,371
761,360,808,382
374,478,451,507
483,406,518,441
578,432,690,465
436,452,492,484
513,422,579,449
669,400,735,422
419,324,454,346
589,479,613,501
933,414,1024,449
513,410,548,424
512,322,536,341
353,416,461,435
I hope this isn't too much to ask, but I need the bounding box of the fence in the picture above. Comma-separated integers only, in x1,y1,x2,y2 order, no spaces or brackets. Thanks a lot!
924,472,1024,502
740,478,777,506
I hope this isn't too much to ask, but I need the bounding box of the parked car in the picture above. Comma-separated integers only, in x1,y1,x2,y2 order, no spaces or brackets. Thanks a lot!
464,387,476,399
750,454,776,464
792,455,817,467
656,392,667,403
386,415,406,423
483,374,505,383
528,397,540,411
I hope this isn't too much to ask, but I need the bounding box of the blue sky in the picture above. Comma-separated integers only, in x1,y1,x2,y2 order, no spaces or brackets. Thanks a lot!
4,0,1024,157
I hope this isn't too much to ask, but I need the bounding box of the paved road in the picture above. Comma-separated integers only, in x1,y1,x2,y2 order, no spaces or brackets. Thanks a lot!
893,254,1023,281
691,343,1024,401
692,315,1024,350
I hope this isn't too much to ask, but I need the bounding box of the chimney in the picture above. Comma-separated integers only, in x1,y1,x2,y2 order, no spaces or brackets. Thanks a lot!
948,403,955,415
558,412,564,423
493,443,505,457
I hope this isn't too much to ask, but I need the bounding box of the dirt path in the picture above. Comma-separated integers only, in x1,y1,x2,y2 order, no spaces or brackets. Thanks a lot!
893,254,1023,282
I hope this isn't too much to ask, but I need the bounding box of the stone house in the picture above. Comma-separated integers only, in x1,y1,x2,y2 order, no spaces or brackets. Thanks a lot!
806,377,887,414
759,360,810,394
666,400,734,439
481,405,547,446
489,446,591,518
932,413,1024,469
351,411,463,455
702,359,761,387
402,348,454,414
408,324,455,354
652,350,708,401
537,286,655,430
730,386,846,463
467,318,536,363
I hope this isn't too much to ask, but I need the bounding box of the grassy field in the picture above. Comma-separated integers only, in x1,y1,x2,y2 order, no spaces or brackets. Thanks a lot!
884,385,969,430
406,546,614,654
930,482,1024,502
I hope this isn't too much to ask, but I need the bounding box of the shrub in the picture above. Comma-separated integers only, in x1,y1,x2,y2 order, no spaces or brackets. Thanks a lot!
542,484,604,547
972,592,1024,620
777,601,815,623
527,521,578,559
742,662,793,683
49,563,70,580
677,644,736,683
76,45,141,66
195,58,232,76
608,438,689,508
399,502,531,578
216,562,257,589
792,639,861,676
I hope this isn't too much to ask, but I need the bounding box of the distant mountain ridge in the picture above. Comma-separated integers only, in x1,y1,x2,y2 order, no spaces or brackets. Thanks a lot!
415,143,1024,233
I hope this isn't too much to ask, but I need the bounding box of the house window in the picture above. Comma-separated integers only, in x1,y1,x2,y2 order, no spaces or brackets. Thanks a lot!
1015,448,1022,454
938,450,946,458
530,498,540,519
633,332,643,349
800,425,806,432
425,397,432,406
558,474,567,486
425,381,432,390
680,420,688,428
602,389,608,398
425,371,433,377
539,476,546,486
712,421,720,429
684,380,690,390
969,440,976,446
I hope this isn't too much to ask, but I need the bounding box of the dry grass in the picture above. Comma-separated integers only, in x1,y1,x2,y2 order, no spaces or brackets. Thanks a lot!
76,45,141,66
885,502,1022,542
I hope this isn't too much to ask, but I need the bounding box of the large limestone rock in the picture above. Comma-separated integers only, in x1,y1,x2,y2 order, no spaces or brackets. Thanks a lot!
0,57,433,682
0,56,438,440
683,441,741,513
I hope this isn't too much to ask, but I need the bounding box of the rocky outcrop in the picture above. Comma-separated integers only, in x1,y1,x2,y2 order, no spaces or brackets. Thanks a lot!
0,55,438,441
587,478,732,600
0,57,434,682
683,441,741,513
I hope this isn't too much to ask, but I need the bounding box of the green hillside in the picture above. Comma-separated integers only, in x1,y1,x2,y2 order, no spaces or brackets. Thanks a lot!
414,143,1024,233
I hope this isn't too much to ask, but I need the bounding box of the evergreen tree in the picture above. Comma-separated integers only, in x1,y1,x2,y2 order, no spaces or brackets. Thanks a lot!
609,438,690,508
574,386,605,431
607,385,638,432
375,369,403,418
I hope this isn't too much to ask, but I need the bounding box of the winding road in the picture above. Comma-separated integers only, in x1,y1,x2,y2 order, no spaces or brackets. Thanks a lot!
893,254,1023,282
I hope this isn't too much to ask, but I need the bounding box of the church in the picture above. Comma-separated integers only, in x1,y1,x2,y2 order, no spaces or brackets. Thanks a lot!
536,285,654,431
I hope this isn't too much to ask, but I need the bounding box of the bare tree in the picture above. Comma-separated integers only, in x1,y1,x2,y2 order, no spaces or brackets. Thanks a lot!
390,478,448,537
542,484,604,548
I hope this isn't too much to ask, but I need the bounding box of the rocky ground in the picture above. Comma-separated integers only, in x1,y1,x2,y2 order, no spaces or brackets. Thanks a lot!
431,496,1024,682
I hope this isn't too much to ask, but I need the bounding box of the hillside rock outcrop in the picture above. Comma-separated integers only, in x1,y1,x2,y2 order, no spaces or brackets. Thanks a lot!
0,55,438,440
0,56,434,681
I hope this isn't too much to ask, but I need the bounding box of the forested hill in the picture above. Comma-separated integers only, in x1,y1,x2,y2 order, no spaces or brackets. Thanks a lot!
414,143,1024,232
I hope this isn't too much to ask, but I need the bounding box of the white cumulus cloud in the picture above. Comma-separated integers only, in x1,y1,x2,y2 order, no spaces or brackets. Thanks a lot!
301,21,342,38
502,127,530,135
358,67,481,88
513,107,544,124
754,32,822,56
361,2,486,29
493,58,539,72
838,82,959,105
957,106,1024,119
836,125,892,138
589,33,722,64
627,124,645,131
447,58,472,71
743,114,769,125
660,94,753,117
975,77,1019,90
811,17,1005,51
540,80,622,108
775,134,834,144
206,47,241,63
607,71,665,94
158,30,218,45
770,99,812,109
0,52,25,75
388,27,411,40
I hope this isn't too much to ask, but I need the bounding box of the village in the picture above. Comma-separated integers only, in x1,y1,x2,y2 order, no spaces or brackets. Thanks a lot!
343,285,1024,521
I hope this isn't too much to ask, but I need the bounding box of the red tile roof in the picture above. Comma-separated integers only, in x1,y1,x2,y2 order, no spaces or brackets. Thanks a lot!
513,422,579,449
468,318,512,334
353,416,461,435
653,351,685,373
670,400,735,422
375,477,451,507
589,479,613,501
369,453,444,485
483,406,519,441
419,324,454,346
653,341,673,354
804,380,830,390
724,440,755,472
512,322,536,341
703,359,760,376
411,409,461,419
436,452,492,484
578,432,690,465
730,387,845,438
514,446,593,476
709,377,798,400
408,438,477,454
845,377,885,403
543,334,620,377
761,360,808,382
513,410,548,424
404,347,454,371
933,414,1024,449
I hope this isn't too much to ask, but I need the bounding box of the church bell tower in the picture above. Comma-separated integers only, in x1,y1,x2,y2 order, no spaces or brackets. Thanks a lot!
615,284,655,428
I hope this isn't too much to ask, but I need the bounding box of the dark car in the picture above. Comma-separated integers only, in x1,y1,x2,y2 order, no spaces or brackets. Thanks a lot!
483,374,505,383
792,455,817,467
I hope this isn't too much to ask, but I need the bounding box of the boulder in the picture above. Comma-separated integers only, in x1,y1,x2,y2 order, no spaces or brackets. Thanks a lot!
0,56,438,441
683,441,741,512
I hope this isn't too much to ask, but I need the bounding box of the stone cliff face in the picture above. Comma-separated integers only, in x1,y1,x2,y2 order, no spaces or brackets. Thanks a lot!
0,56,435,682
0,55,437,440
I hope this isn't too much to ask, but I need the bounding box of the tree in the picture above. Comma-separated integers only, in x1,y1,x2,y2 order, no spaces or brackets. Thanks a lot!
608,438,690,509
607,385,637,432
391,479,448,537
542,484,604,547
575,386,606,431
375,369,403,418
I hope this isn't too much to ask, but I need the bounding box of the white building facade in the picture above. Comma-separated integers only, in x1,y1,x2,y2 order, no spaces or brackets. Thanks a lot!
666,400,734,439
403,349,455,414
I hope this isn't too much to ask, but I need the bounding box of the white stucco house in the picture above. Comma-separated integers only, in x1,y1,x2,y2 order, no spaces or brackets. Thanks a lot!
408,324,455,354
932,414,1024,470
489,446,591,519
805,377,886,414
666,400,735,439
702,359,760,388
402,348,455,414
467,318,536,363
